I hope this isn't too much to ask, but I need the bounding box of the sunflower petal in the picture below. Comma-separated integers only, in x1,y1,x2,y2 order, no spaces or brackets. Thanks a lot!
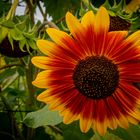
66,12,85,41
94,6,109,34
96,120,107,136
46,28,85,59
81,11,95,29
63,109,79,124
37,39,58,56
32,70,49,88
80,99,94,132
125,30,140,46
106,31,128,57
46,28,70,50
31,56,48,69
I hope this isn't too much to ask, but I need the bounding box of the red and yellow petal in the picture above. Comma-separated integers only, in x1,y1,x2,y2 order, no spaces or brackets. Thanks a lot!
105,31,128,58
47,28,86,59
32,56,75,70
125,30,140,46
119,63,140,82
106,96,129,129
119,82,140,106
94,99,108,135
93,7,110,55
80,99,94,132
66,12,85,41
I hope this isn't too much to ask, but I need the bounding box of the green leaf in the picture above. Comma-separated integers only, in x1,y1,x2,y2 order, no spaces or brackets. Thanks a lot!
0,1,11,17
59,121,93,140
7,32,14,49
1,70,19,91
19,39,26,51
44,0,81,21
24,105,63,128
26,39,37,50
23,32,35,39
110,124,140,140
90,132,122,140
0,68,18,83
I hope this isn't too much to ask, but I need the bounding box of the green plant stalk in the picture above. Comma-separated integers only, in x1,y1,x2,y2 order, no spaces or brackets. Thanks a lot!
24,57,35,140
6,0,19,20
24,0,36,23
25,61,34,107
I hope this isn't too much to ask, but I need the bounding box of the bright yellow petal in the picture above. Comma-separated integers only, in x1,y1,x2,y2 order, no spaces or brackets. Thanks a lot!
31,56,48,69
94,6,109,33
46,28,71,50
129,108,140,121
127,115,139,125
63,109,78,124
80,117,92,133
125,30,140,46
95,120,107,136
37,89,52,102
37,39,58,56
81,11,95,29
66,12,85,39
48,97,63,110
32,70,49,88
117,114,129,129
107,117,117,130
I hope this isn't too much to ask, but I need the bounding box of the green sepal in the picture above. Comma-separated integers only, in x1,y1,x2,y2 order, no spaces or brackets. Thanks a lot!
0,19,15,28
18,39,26,52
0,27,9,42
9,28,24,41
7,32,14,50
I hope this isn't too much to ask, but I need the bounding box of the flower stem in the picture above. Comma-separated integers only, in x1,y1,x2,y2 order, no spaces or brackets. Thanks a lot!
24,57,35,140
6,0,19,20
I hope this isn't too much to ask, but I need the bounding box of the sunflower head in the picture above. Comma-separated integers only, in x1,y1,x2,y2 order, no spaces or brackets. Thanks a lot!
32,6,140,136
124,0,140,13
81,0,134,31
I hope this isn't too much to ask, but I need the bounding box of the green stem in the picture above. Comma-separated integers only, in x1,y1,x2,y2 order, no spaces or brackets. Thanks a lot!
24,0,36,23
24,57,35,140
25,58,35,108
6,0,19,20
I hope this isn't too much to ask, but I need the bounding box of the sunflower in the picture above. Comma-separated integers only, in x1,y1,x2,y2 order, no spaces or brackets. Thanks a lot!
32,7,140,136
124,0,140,13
